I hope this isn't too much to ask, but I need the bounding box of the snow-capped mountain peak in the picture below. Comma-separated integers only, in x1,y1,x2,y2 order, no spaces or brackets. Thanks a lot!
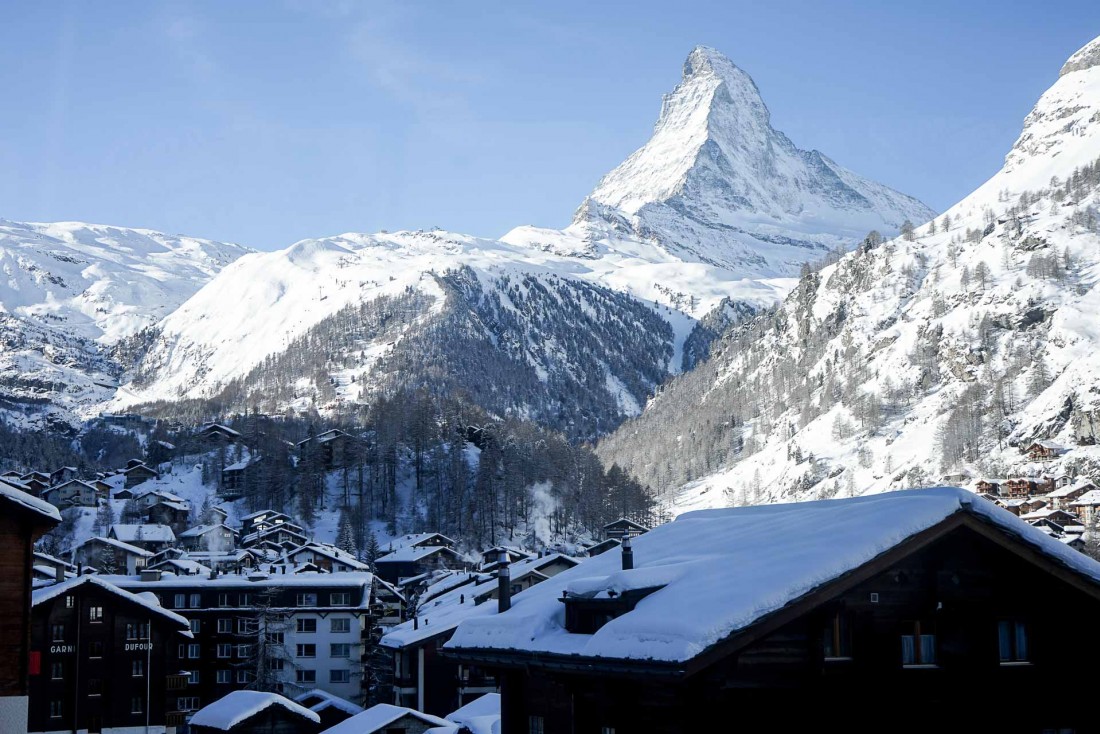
1060,36,1100,77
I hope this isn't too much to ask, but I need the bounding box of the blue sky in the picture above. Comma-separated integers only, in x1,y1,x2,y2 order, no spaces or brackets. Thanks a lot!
2,1,1098,250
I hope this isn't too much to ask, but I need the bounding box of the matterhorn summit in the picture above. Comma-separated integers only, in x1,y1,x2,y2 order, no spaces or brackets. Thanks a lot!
567,46,935,276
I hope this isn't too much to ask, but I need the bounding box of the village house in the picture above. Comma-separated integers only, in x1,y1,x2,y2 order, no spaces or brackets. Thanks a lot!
282,543,371,573
1070,489,1100,526
975,479,1002,495
180,523,238,552
47,466,79,487
241,524,309,551
109,523,177,553
20,472,51,495
318,703,453,734
374,545,466,585
73,536,153,575
146,498,193,532
197,423,241,444
189,690,321,734
1045,478,1098,511
446,488,1100,734
1001,477,1038,497
292,689,363,730
40,480,101,509
239,509,298,537
1025,440,1068,461
28,575,192,734
297,429,358,471
478,546,532,573
0,484,60,733
122,460,159,489
601,517,650,541
584,537,621,557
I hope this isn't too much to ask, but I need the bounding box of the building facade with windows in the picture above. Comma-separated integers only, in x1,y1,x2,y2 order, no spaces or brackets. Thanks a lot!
28,575,192,734
106,572,392,717
447,489,1100,734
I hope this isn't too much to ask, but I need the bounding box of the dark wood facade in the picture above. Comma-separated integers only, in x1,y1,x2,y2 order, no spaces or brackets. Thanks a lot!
454,518,1100,734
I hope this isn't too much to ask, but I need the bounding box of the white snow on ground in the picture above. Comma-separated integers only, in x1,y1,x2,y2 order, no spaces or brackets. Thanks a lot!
447,488,1100,663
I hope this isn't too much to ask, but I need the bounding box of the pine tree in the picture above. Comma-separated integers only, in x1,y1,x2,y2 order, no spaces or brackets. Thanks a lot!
900,219,915,242
336,514,357,557
364,531,382,571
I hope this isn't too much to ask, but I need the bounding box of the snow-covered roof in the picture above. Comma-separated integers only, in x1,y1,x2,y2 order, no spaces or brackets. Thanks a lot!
447,487,1100,665
1031,440,1067,451
446,693,500,734
32,575,191,632
376,544,462,564
199,422,241,437
292,689,364,717
189,690,318,730
150,558,213,575
76,535,154,557
180,523,236,538
1020,508,1076,521
0,482,61,522
385,532,456,551
110,524,176,542
1071,489,1100,506
602,517,649,531
286,543,370,570
1048,479,1098,498
241,509,289,522
320,703,454,734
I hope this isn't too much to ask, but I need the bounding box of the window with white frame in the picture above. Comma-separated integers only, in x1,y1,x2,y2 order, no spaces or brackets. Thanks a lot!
330,643,351,658
330,669,349,683
901,621,936,667
330,617,351,633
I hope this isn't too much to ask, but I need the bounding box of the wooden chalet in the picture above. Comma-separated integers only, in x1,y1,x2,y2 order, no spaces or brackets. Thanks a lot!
239,509,296,537
197,422,241,444
292,689,363,729
240,523,308,551
0,485,59,732
48,466,79,487
1045,479,1098,511
73,536,153,575
446,488,1100,734
40,480,101,509
283,543,371,573
584,538,621,557
108,523,177,553
146,498,192,532
319,703,451,734
974,479,1001,495
28,575,192,734
1002,477,1037,497
122,460,159,489
20,472,50,495
1025,440,1067,461
179,523,238,552
1070,489,1100,526
189,691,321,734
602,517,650,541
373,545,465,585
297,429,358,471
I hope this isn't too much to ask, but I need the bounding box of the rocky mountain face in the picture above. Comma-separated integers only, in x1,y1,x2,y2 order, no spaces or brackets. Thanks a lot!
598,36,1100,513
0,220,250,429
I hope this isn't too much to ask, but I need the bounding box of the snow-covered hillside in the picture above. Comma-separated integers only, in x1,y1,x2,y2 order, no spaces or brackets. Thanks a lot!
111,47,930,434
0,219,250,428
599,36,1100,514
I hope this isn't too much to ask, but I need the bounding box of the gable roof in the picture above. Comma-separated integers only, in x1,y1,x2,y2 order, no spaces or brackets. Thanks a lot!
286,543,370,570
76,535,154,557
446,487,1100,671
180,523,237,539
0,482,61,523
292,689,364,717
32,575,191,632
602,517,649,532
190,690,318,730
319,703,453,734
110,524,176,543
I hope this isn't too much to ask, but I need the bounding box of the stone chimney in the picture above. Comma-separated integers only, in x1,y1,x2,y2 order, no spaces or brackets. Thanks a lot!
497,549,512,613
621,535,634,571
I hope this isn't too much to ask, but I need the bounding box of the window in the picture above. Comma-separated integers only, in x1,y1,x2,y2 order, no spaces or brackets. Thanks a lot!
330,643,351,658
330,617,351,633
218,593,230,607
126,622,149,639
132,660,144,677
236,644,253,658
270,658,285,671
51,624,65,642
188,643,200,659
296,618,317,633
190,619,201,634
239,593,252,607
216,670,231,684
330,592,350,606
529,715,545,734
237,669,253,684
217,618,232,633
188,670,200,684
823,611,853,660
50,701,63,718
189,593,201,609
217,643,232,658
264,632,285,645
89,641,104,658
296,669,316,684
296,593,318,607
901,622,936,667
88,606,104,623
601,728,616,734
330,669,349,683
999,620,1030,663
131,697,144,715
50,662,64,680
88,678,102,696
126,623,138,640
177,697,200,712
238,618,258,634
64,595,74,608
296,644,317,658
173,593,186,609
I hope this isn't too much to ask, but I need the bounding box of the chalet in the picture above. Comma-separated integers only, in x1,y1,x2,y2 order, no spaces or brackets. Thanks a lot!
584,538,621,557
109,523,177,553
602,517,649,541
283,543,371,573
112,487,135,501
21,471,51,490
179,523,238,552
28,575,192,734
240,509,296,537
318,703,452,734
446,488,1100,734
297,429,358,471
240,524,309,551
1002,477,1037,497
48,466,79,487
146,498,192,531
1045,478,1098,511
148,557,214,577
122,460,159,489
73,536,153,575
381,554,580,716
1025,440,1068,461
32,551,76,583
994,497,1029,516
975,479,1002,495
1020,508,1080,527
40,480,100,509
292,689,363,729
374,545,466,585
204,505,231,524
220,456,260,498
0,484,60,733
197,423,241,444
189,691,321,734
478,546,532,573
135,489,187,513
1070,489,1100,526
176,549,261,574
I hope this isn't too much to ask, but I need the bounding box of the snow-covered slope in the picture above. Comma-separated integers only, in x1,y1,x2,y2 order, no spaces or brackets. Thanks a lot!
0,219,250,428
114,47,931,433
599,36,1100,513
505,46,934,277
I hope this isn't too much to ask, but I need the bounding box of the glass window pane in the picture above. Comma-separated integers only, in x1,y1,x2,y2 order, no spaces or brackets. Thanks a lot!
998,620,1012,661
901,635,915,665
1015,622,1028,661
919,634,936,664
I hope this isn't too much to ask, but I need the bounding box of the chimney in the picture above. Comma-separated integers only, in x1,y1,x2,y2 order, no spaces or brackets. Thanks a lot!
55,564,65,583
413,617,419,630
621,536,634,571
497,550,512,614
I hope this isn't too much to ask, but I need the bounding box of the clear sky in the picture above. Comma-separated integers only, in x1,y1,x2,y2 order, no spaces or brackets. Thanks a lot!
2,1,1098,250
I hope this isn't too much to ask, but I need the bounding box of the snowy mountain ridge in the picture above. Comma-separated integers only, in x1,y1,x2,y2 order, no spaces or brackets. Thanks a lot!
598,35,1100,516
